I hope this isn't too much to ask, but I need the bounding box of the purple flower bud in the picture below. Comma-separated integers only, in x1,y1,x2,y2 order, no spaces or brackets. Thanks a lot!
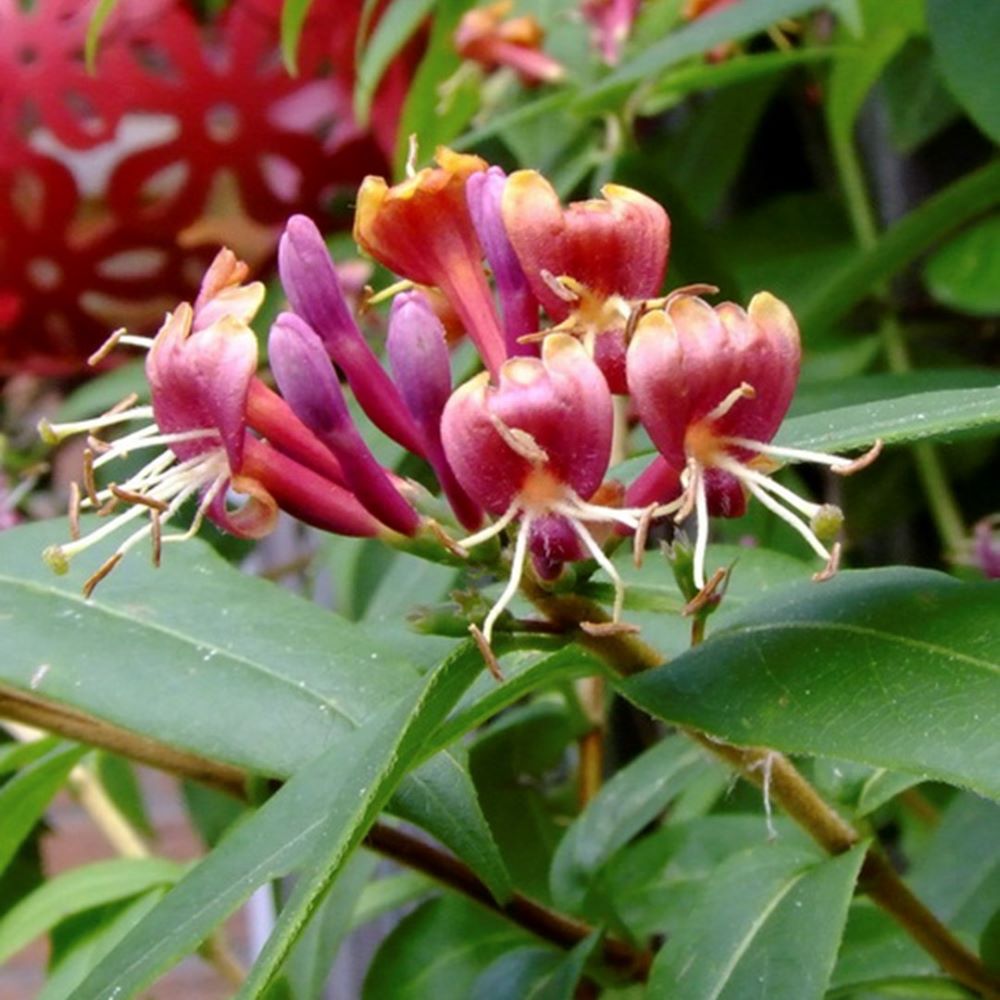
278,215,425,457
467,167,538,354
387,291,482,530
974,516,1000,579
269,312,420,536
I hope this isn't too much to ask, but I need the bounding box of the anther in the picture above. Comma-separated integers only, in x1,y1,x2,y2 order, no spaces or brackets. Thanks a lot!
83,552,123,599
488,413,549,464
540,270,581,304
470,623,504,681
82,449,99,506
87,327,126,367
86,435,112,454
109,483,170,512
682,565,728,617
151,512,162,567
831,439,883,476
107,392,140,416
812,541,842,582
68,482,81,541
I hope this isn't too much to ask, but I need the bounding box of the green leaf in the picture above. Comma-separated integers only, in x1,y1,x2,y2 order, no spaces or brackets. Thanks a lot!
354,0,435,125
0,735,60,775
0,743,86,874
600,815,818,940
623,569,1000,799
70,645,482,1000
282,850,379,1000
471,932,599,1000
393,0,479,176
798,160,1000,336
0,520,420,778
392,751,512,902
236,645,484,997
349,870,434,930
775,387,1000,453
0,858,183,964
832,793,1000,991
39,891,166,1000
573,0,831,113
926,0,1000,142
280,0,315,73
854,769,922,817
362,896,528,999
924,214,1000,317
649,843,867,999
550,734,710,912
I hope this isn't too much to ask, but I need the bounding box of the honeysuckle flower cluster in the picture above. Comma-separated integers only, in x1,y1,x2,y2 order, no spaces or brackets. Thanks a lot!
43,146,879,664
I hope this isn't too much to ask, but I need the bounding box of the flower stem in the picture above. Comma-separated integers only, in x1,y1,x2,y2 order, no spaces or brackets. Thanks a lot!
517,586,1000,998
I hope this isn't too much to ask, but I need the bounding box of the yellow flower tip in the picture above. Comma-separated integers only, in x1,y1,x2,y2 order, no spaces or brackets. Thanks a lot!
352,176,390,249
748,291,799,344
433,147,488,177
43,545,70,575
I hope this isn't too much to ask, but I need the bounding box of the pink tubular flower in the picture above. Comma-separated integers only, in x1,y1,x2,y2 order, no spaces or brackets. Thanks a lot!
441,334,649,645
627,292,880,589
501,169,670,392
455,2,565,85
41,249,384,596
353,148,508,378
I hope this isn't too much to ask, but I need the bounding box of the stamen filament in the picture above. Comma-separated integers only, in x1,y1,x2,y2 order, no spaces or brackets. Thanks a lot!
723,437,860,469
458,502,521,551
716,457,822,519
39,407,154,444
482,513,533,644
90,429,218,466
742,478,831,562
705,382,755,423
571,518,626,622
692,464,710,590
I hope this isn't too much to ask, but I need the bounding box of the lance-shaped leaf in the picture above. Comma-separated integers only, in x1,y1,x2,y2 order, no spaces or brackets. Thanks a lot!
623,569,1000,800
71,644,482,1000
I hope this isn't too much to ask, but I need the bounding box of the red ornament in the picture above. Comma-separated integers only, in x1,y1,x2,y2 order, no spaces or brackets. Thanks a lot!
0,0,414,375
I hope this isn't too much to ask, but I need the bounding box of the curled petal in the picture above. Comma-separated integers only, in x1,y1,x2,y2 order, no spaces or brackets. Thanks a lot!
502,170,669,320
147,303,257,469
192,248,265,332
208,473,279,540
354,149,507,376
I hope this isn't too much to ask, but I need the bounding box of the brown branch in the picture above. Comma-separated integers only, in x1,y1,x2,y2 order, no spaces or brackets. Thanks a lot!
520,581,1000,1000
0,687,651,983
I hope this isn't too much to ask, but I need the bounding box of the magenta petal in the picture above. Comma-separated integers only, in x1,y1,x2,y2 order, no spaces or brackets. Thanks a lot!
147,303,256,470
388,291,483,529
269,312,419,536
279,215,425,456
467,167,538,354
529,514,583,580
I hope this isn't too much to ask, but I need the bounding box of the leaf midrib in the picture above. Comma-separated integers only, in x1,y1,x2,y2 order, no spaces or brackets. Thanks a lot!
0,573,367,725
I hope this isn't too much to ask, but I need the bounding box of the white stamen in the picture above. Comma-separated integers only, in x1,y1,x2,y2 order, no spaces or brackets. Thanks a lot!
571,518,626,622
481,513,533,644
704,382,755,423
161,472,228,544
457,502,521,551
39,406,154,443
742,477,831,561
722,437,857,470
91,429,218,468
118,335,155,350
715,456,822,519
692,464,710,590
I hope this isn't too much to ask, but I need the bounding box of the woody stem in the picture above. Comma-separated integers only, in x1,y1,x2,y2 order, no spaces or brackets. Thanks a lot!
518,581,1000,999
